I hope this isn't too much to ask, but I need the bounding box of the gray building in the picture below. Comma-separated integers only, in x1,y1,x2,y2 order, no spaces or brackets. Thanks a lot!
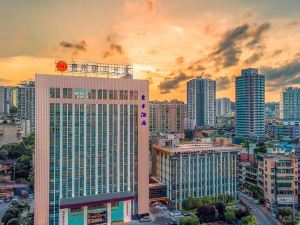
17,81,35,132
235,68,265,138
0,86,15,115
216,98,231,117
280,87,300,121
152,137,241,209
187,76,216,129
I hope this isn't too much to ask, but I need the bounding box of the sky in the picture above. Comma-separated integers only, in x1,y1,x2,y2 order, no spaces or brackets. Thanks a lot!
1,0,300,102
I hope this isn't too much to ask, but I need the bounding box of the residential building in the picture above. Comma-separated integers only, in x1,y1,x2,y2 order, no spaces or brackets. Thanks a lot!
0,86,16,115
257,154,298,211
0,124,22,147
18,81,35,132
216,98,231,117
265,102,280,119
280,87,300,121
235,68,265,138
152,137,241,209
149,100,185,135
35,74,149,225
186,76,216,129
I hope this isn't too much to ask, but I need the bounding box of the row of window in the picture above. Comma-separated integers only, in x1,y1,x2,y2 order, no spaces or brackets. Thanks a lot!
50,88,139,100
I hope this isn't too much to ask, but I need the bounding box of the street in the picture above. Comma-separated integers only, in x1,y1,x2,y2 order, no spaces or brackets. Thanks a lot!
240,194,280,225
0,202,11,220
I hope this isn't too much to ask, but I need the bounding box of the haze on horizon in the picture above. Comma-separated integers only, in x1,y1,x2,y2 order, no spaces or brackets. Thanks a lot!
1,0,300,102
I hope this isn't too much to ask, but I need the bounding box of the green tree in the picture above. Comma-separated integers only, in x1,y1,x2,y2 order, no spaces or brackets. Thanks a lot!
1,212,15,224
9,106,18,114
224,210,236,223
182,198,193,210
243,139,250,160
240,215,258,225
281,216,295,225
196,205,218,223
179,214,200,225
7,218,20,225
0,149,8,159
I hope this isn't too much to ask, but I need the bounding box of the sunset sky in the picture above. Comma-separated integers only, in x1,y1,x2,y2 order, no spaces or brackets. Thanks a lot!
1,0,300,102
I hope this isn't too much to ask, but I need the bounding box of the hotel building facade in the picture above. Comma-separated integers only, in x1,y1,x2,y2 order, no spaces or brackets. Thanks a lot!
35,74,149,225
152,137,241,209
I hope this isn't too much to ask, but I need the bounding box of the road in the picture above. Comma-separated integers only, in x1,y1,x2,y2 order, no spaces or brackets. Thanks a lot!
0,202,10,220
240,194,280,225
149,205,176,224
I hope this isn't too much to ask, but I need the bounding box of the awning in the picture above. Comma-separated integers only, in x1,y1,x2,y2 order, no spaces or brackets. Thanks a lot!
60,191,135,209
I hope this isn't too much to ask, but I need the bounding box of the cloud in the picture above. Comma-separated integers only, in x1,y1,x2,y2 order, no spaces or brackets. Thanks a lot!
212,24,250,67
176,56,184,65
59,40,87,51
158,72,192,94
246,22,270,47
216,76,230,90
0,78,12,84
262,60,300,88
245,52,263,64
272,49,283,56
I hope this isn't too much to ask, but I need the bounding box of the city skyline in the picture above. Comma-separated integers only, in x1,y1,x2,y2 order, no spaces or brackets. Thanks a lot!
1,0,300,102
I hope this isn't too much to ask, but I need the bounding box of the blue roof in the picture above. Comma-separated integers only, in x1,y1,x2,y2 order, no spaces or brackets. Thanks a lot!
274,143,294,151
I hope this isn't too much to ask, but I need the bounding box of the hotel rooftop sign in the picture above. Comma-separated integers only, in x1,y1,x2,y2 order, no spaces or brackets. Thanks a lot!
55,60,133,78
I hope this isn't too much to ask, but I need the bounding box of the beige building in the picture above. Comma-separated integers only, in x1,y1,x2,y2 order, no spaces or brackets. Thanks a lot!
35,73,149,225
0,124,22,147
149,100,185,136
257,154,298,211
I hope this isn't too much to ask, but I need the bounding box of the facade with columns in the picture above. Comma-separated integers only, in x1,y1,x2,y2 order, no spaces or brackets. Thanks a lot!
152,138,241,209
35,74,149,225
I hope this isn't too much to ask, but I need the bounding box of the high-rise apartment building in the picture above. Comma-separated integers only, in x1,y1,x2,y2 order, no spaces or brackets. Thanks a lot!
35,74,149,225
186,76,216,129
216,97,231,117
235,68,265,138
280,87,300,121
149,100,185,135
0,86,16,115
18,81,35,131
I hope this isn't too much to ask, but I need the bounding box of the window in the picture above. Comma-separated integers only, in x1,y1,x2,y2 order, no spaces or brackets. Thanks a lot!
98,89,107,99
130,91,134,100
111,202,119,208
109,90,114,100
74,88,85,99
134,91,138,100
50,88,60,98
87,89,96,99
63,88,72,99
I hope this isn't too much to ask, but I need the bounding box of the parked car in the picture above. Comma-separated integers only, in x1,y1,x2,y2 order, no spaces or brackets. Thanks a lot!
139,216,151,223
29,194,34,199
169,221,178,225
0,199,4,204
157,205,168,210
182,211,192,217
170,210,181,217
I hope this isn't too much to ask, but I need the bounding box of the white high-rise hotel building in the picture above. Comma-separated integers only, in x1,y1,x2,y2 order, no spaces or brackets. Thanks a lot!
186,76,216,130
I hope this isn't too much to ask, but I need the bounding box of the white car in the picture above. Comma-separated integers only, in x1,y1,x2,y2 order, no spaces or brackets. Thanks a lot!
170,210,181,217
157,205,168,210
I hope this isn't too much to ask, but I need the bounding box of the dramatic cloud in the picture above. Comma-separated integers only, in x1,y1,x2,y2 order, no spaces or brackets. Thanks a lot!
216,76,230,90
176,56,184,65
262,60,300,88
245,52,263,64
247,22,270,47
59,40,87,51
213,24,250,67
158,72,192,94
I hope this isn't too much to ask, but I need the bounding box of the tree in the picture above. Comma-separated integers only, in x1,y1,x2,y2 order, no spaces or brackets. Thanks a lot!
281,216,295,225
224,210,236,224
182,198,193,210
240,215,258,225
196,205,218,223
278,208,292,218
1,212,15,224
179,215,200,225
0,149,8,159
9,106,18,114
7,218,20,225
243,139,250,160
214,202,226,219
235,209,250,220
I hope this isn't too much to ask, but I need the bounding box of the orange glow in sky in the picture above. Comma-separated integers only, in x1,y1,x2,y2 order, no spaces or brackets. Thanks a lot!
1,0,300,102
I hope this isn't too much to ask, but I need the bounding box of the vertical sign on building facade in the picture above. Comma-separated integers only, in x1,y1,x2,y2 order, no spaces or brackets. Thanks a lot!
141,94,147,126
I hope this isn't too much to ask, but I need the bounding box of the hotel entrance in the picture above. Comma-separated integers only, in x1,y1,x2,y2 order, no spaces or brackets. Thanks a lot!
88,205,108,225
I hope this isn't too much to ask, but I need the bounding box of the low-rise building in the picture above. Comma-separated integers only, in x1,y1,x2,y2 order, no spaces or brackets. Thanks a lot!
151,137,241,209
257,154,298,212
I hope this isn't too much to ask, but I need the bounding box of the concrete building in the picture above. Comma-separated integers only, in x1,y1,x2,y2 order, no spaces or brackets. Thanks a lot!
280,87,300,121
0,124,22,147
0,86,16,116
186,76,216,129
152,137,241,209
257,154,298,211
235,68,265,138
18,81,35,132
35,74,149,225
149,100,185,136
216,98,231,117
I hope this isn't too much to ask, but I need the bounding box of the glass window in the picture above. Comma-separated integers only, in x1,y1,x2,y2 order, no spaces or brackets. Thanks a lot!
63,88,72,99
74,88,85,99
50,88,60,98
134,91,138,100
123,90,128,100
130,91,134,100
87,89,96,99
113,90,118,100
109,90,114,100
